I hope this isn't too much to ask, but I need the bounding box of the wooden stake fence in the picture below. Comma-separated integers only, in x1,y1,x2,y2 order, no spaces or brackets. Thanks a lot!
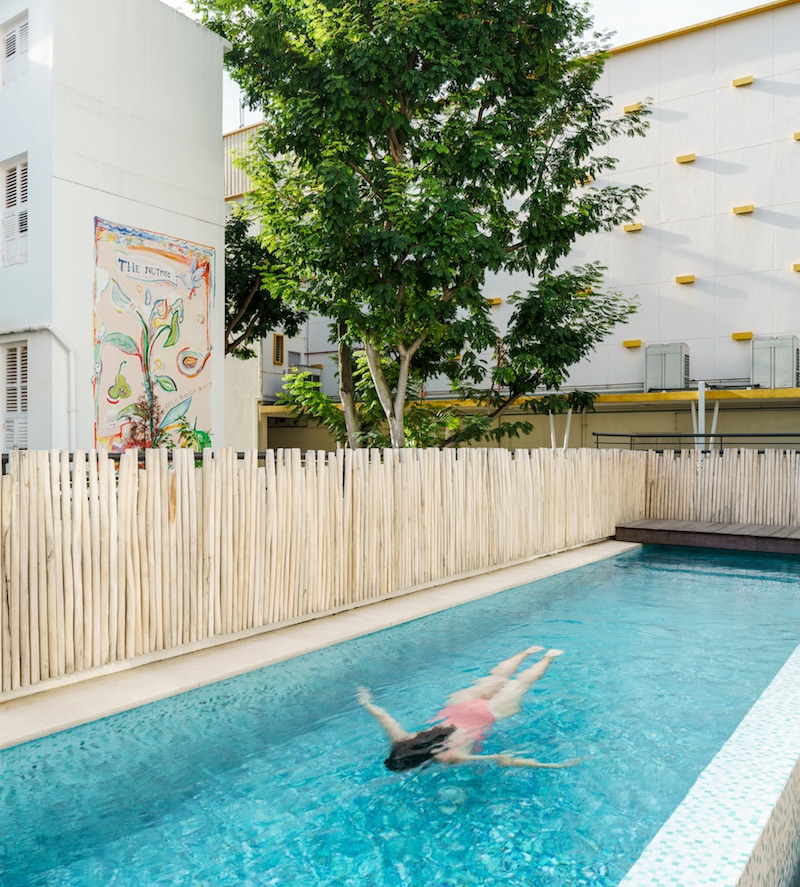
0,447,646,696
645,449,800,525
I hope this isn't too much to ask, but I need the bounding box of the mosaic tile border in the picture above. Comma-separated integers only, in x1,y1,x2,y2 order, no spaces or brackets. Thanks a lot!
619,645,800,886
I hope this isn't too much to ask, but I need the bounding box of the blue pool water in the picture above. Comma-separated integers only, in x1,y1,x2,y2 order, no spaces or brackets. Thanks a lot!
2,546,800,886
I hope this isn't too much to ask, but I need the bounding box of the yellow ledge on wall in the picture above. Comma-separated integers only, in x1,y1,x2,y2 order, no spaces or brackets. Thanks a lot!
623,223,643,232
676,153,697,164
623,102,643,114
623,339,642,348
732,75,754,87
485,297,502,306
576,287,593,296
793,263,800,272
794,132,800,141
733,204,755,214
731,331,753,341
676,275,695,284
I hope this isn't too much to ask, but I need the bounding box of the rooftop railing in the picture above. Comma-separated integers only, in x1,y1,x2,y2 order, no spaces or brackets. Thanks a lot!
593,432,800,453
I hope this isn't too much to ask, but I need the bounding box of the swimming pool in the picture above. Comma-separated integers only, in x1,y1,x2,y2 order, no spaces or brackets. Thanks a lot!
2,545,799,886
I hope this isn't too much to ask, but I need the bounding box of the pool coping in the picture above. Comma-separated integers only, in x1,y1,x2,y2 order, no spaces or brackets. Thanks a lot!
619,643,800,887
0,539,638,752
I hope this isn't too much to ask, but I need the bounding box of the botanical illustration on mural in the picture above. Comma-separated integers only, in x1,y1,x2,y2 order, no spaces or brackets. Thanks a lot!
93,218,215,451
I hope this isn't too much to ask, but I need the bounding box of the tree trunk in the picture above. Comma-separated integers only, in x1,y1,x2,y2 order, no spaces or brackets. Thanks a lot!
364,340,406,448
337,325,361,449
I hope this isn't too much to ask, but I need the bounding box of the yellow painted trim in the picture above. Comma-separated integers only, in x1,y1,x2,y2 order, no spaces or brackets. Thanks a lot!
732,75,754,87
675,275,695,284
793,263,800,272
595,388,800,404
576,287,593,296
258,387,800,417
623,339,642,348
623,223,642,232
733,204,755,215
794,132,800,141
623,102,643,114
676,153,697,164
731,331,753,340
486,297,503,306
273,333,285,365
609,1,800,55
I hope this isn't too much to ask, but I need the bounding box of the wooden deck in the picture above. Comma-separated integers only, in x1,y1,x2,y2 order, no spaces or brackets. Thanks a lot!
615,519,800,554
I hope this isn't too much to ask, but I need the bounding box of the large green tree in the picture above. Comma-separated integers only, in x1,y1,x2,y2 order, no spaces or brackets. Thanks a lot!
199,0,647,446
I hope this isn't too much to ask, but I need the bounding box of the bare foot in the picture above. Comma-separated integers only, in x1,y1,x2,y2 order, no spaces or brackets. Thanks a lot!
545,649,564,658
526,645,545,655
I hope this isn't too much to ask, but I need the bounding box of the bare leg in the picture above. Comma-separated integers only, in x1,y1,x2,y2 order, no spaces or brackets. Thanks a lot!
444,646,545,705
488,649,564,719
357,687,412,742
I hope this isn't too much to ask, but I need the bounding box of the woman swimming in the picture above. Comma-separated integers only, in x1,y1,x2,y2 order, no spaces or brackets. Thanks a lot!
358,646,581,771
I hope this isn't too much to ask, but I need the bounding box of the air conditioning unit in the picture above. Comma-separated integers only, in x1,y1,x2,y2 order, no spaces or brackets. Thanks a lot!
644,343,690,391
751,336,800,388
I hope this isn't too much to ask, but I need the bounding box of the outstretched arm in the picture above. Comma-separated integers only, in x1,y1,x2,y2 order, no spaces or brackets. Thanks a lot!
440,749,582,769
357,687,412,742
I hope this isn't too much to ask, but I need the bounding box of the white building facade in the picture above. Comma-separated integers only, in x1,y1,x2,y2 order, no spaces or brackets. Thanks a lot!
568,0,800,394
228,0,800,449
0,0,228,451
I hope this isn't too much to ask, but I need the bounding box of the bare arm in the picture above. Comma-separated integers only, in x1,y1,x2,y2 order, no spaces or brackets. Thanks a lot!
439,749,582,769
357,687,412,742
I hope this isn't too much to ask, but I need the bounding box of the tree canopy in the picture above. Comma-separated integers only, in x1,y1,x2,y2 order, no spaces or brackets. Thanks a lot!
199,0,648,446
224,211,304,359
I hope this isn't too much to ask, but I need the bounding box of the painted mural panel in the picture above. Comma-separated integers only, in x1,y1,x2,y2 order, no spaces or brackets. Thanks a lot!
93,218,214,451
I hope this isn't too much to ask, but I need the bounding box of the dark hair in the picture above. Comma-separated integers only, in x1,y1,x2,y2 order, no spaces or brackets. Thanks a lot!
384,724,457,772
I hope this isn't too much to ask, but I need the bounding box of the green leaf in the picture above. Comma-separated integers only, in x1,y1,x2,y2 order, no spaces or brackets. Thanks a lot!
154,375,178,393
164,311,181,347
117,403,148,420
103,332,139,355
160,397,192,430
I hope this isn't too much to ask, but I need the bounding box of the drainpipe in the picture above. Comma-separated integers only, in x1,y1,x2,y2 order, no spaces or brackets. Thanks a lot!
697,381,706,454
0,324,76,451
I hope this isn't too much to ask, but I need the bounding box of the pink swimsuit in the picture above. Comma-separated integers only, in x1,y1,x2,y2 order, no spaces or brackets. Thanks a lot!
435,697,496,752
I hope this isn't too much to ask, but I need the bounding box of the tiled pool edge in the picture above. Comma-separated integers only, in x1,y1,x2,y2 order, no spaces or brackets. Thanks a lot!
619,645,800,887
0,540,638,752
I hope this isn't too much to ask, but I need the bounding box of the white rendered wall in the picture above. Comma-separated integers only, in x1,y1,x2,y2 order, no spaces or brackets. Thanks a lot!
0,0,57,448
482,4,800,395
47,0,228,449
577,5,800,391
224,353,260,449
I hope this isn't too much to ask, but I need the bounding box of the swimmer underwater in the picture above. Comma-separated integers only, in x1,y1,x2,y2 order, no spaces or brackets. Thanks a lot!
358,646,582,772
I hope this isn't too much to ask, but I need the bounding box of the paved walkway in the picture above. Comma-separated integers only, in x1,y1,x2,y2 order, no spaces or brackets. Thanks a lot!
0,539,638,751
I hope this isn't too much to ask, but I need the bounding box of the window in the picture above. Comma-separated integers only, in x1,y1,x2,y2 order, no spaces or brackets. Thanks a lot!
273,333,285,365
3,159,28,265
4,343,28,450
3,17,28,85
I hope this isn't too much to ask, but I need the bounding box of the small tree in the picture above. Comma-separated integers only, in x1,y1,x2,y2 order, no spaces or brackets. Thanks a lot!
224,210,305,359
199,0,648,445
